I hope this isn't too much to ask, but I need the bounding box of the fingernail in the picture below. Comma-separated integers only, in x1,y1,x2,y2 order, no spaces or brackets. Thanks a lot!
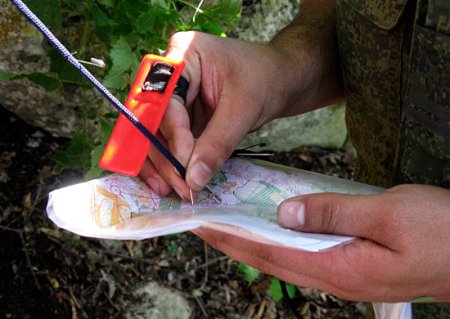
173,186,185,201
189,160,213,190
146,177,160,194
278,201,305,229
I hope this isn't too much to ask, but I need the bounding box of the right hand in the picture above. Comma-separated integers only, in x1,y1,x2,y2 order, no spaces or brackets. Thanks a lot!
139,31,297,199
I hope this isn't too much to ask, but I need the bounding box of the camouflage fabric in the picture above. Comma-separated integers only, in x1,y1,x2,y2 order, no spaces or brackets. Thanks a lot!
336,0,450,317
336,0,409,188
393,0,450,188
337,0,450,189
426,0,450,34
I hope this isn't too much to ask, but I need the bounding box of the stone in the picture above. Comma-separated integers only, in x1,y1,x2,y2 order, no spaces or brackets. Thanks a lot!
0,0,106,137
1,0,74,136
240,104,348,151
238,0,301,43
125,281,192,319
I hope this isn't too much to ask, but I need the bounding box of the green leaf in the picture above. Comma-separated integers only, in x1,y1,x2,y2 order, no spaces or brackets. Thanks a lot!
269,278,297,302
89,3,117,27
84,117,114,180
134,10,157,36
123,0,149,19
0,72,13,81
98,116,115,142
190,0,241,34
103,37,139,89
151,0,170,10
164,233,182,239
48,48,87,86
98,0,115,8
23,73,62,91
192,23,225,37
23,0,62,27
191,289,203,297
168,240,178,254
110,37,136,71
5,72,62,91
84,145,105,180
134,8,179,36
53,131,94,174
238,263,260,284
103,64,128,90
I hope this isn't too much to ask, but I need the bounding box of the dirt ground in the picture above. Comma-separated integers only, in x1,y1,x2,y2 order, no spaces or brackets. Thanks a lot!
0,105,365,319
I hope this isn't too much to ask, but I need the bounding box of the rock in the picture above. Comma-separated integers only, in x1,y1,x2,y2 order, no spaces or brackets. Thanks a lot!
1,0,73,136
0,0,105,137
240,104,348,151
125,281,192,319
237,0,348,149
238,0,301,43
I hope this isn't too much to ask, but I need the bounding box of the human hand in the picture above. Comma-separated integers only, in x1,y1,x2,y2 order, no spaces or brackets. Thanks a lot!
139,31,297,199
194,184,450,302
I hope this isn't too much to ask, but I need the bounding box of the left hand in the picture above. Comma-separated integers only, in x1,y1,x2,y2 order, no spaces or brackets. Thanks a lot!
194,184,450,302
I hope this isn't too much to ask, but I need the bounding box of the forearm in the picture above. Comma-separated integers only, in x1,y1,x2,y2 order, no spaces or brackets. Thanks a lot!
270,0,344,118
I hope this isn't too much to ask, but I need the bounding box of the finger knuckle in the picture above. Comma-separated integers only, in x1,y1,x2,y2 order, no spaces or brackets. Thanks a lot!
169,31,192,42
314,198,341,234
168,31,198,50
207,142,232,169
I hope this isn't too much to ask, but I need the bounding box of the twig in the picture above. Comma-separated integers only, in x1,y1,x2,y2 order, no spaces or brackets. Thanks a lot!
69,297,78,319
19,231,41,290
27,165,49,217
194,296,208,317
56,291,79,319
0,225,22,233
256,299,266,319
199,242,209,289
91,247,135,260
103,291,122,312
4,216,19,231
69,287,82,309
168,256,228,286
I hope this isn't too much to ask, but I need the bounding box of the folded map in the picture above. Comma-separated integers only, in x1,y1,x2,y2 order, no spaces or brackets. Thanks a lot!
47,158,384,252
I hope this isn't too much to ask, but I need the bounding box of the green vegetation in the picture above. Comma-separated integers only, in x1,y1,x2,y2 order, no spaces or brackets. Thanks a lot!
239,262,298,302
269,278,297,302
238,262,260,284
8,0,240,177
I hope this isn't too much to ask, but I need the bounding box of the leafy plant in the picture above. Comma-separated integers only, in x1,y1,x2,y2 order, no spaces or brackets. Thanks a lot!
10,0,241,178
238,263,298,303
238,262,260,284
269,278,297,302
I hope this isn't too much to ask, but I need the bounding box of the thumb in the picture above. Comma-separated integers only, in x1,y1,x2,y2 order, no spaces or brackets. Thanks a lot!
186,104,253,191
277,192,385,239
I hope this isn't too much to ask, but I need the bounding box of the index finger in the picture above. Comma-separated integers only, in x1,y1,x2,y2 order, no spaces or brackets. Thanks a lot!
159,97,195,168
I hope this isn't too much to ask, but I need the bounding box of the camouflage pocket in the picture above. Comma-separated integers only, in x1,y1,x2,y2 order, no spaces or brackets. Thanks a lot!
399,25,450,187
339,0,408,30
337,0,409,186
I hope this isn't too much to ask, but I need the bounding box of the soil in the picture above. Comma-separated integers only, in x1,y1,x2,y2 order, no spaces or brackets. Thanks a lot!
0,105,365,319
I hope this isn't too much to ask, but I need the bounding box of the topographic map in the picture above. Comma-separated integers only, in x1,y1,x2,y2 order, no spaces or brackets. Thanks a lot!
47,158,383,251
